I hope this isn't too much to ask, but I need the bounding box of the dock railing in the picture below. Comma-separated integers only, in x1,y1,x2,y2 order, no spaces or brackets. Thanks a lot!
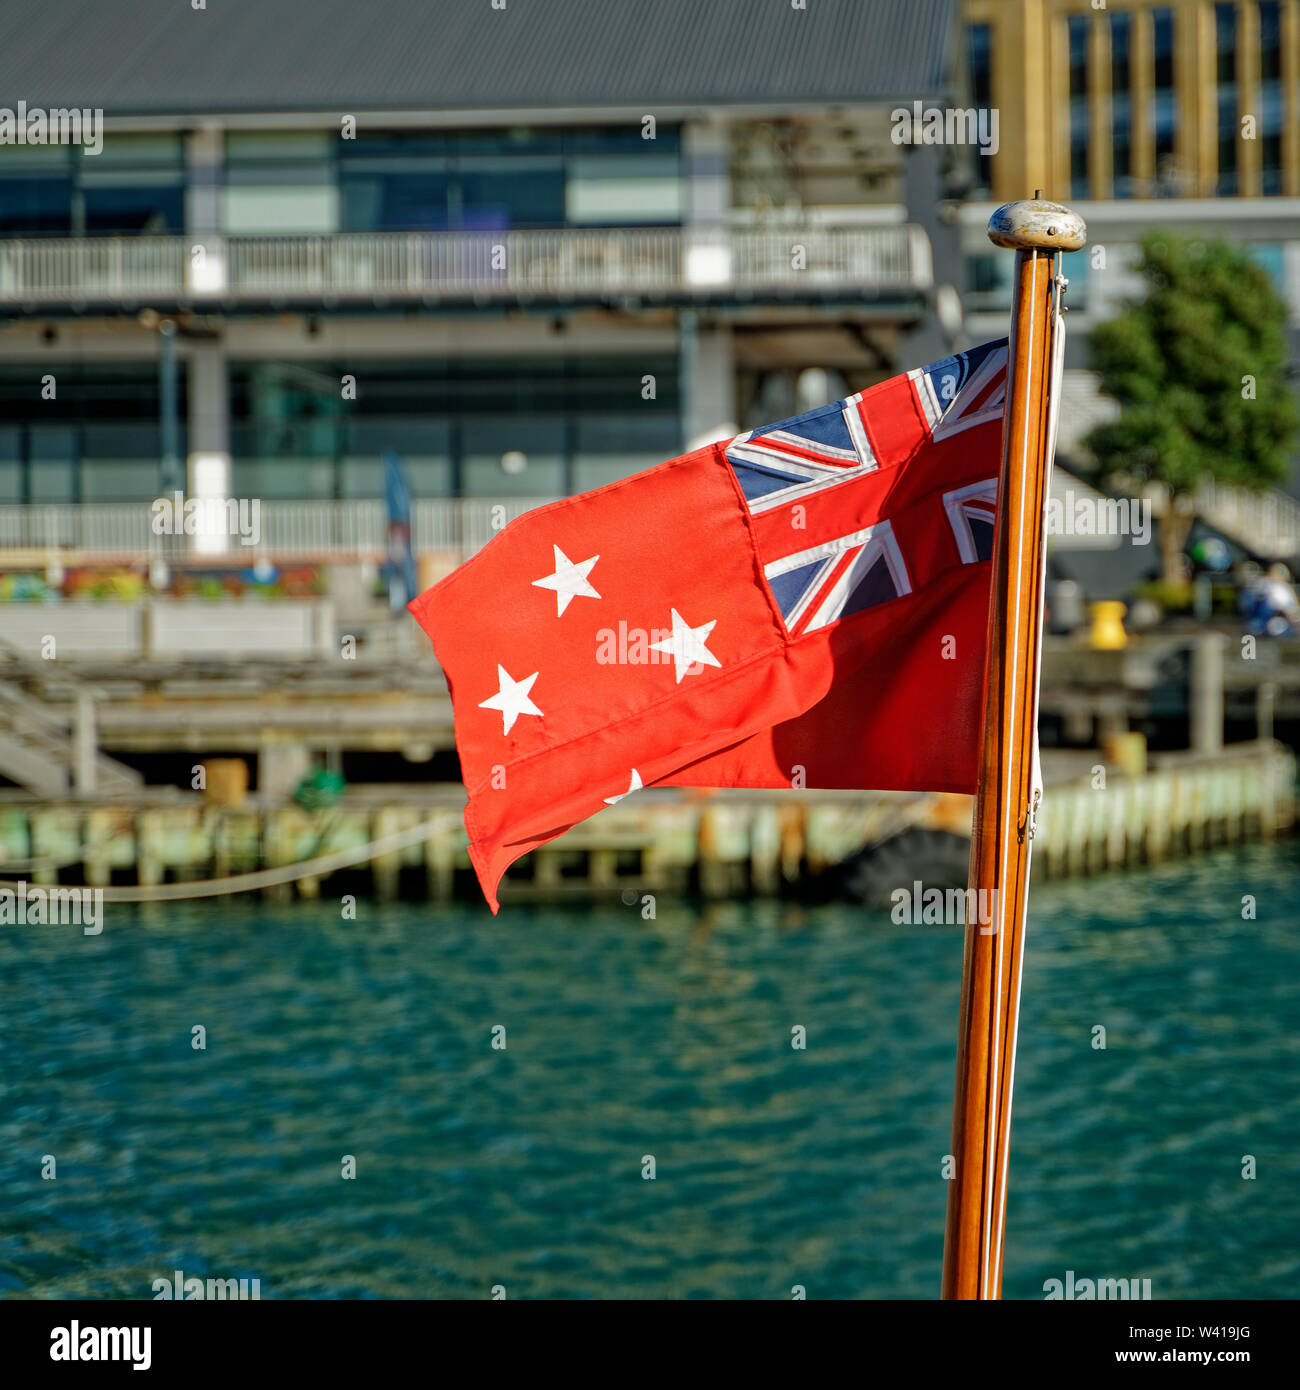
0,497,560,562
0,225,930,307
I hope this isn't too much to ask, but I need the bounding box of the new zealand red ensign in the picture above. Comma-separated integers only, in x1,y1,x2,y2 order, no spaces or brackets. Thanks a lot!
409,340,1008,910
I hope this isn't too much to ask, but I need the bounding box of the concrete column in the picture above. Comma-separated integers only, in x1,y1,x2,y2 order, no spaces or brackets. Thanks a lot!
1190,633,1225,755
1183,0,1218,197
1257,680,1277,743
186,342,232,555
679,119,736,453
185,123,223,240
187,343,229,457
259,742,311,802
1086,7,1111,199
185,124,227,298
988,0,1053,199
682,115,731,227
159,319,182,494
73,691,96,797
680,313,735,452
682,116,732,292
903,143,957,363
1237,1,1262,198
1131,6,1155,186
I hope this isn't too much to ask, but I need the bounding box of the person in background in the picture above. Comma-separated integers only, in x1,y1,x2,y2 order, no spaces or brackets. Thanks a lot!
1240,561,1300,638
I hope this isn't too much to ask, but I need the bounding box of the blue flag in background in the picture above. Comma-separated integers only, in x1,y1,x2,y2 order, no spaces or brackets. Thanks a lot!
384,449,417,611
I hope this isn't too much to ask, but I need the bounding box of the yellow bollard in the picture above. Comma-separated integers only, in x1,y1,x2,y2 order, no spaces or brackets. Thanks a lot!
1102,730,1147,777
1089,600,1127,650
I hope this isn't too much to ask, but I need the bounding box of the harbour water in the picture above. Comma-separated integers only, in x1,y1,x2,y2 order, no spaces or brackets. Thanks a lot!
1,843,1296,1299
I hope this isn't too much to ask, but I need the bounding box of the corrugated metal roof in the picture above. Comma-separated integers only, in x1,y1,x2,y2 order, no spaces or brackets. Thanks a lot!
0,0,956,118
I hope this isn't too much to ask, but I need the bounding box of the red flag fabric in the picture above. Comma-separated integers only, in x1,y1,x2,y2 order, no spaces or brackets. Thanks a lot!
409,340,1008,910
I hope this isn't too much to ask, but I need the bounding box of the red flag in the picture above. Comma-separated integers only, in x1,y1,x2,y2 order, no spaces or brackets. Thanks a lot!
409,340,1008,910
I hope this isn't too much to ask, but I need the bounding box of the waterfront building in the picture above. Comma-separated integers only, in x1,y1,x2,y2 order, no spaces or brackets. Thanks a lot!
0,0,959,565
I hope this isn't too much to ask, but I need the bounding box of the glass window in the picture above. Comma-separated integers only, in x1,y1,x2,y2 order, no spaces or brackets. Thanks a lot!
225,131,335,165
337,126,680,232
0,426,21,502
0,363,178,502
572,413,681,492
340,132,565,232
458,157,566,230
461,418,566,497
340,162,452,232
1068,16,1090,200
965,22,993,197
565,155,680,225
75,134,185,235
0,147,73,233
223,131,338,234
1110,11,1133,198
80,179,184,236
230,456,336,501
1152,8,1177,193
967,22,992,108
1259,1,1282,195
0,139,186,236
1215,3,1237,195
0,173,73,234
27,435,79,502
228,355,679,502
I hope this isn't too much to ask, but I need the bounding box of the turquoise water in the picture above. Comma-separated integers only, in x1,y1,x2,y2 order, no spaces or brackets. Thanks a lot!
1,844,1297,1300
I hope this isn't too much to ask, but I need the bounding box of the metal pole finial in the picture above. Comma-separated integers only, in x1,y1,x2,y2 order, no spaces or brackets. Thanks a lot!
988,199,1087,252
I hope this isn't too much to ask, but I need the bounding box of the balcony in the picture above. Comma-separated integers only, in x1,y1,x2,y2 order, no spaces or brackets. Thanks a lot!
0,225,932,311
0,498,557,563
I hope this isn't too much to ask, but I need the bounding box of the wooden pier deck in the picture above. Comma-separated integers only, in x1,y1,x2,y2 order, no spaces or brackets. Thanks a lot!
0,742,1292,905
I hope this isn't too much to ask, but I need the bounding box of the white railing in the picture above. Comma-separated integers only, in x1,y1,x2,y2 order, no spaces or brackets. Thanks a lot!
0,237,186,304
0,226,929,305
254,500,386,556
12,484,1296,567
1196,479,1300,560
0,498,557,561
0,503,158,554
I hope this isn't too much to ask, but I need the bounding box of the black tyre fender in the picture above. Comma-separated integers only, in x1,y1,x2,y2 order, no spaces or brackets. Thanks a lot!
837,827,972,907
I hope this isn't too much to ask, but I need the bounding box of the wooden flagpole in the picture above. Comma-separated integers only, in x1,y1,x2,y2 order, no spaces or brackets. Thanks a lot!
941,199,1086,1300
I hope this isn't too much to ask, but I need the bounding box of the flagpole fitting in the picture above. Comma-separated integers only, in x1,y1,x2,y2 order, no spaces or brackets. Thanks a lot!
987,200,1087,252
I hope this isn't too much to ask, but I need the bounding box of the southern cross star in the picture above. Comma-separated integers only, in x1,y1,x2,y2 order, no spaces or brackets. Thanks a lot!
479,664,543,734
649,608,720,683
532,544,601,616
603,769,643,804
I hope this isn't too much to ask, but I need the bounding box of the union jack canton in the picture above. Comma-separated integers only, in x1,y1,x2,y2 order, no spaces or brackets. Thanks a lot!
723,338,1009,638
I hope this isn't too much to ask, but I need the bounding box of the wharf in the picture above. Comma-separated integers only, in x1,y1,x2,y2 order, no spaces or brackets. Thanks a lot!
0,742,1292,905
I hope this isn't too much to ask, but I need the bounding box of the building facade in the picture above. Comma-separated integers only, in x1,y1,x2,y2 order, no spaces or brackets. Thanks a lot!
0,0,960,564
960,0,1300,341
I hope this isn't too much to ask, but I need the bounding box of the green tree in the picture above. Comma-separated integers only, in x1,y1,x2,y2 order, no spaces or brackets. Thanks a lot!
1084,232,1298,583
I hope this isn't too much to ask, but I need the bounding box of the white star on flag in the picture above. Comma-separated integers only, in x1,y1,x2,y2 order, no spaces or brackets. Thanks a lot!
604,769,643,805
478,664,543,734
532,544,601,616
649,608,720,683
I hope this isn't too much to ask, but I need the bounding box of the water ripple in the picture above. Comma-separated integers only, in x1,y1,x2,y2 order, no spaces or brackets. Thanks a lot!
0,844,1296,1298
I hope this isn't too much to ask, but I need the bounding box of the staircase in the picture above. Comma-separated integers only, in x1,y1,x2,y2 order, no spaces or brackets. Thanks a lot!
0,643,143,797
1058,370,1300,563
1194,480,1300,562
